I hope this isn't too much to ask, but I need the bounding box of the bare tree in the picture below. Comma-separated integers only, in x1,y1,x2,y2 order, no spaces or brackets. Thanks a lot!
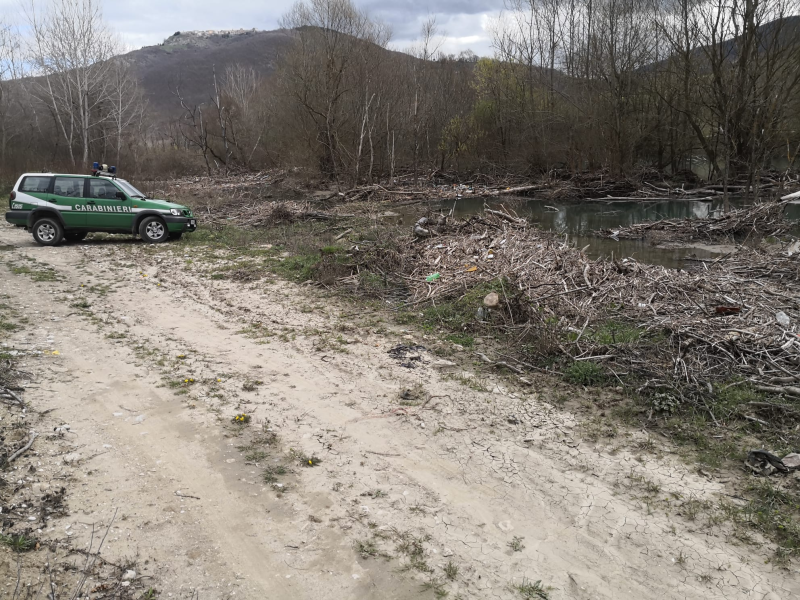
279,0,391,183
107,57,146,165
24,0,121,166
0,17,23,166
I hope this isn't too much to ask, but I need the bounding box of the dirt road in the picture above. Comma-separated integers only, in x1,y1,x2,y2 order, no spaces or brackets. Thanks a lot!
0,223,796,600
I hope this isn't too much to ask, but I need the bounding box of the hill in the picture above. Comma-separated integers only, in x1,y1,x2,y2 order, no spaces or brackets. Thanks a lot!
124,29,296,118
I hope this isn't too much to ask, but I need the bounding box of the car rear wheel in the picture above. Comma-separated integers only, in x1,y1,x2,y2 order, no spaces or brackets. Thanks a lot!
32,217,64,246
139,217,169,244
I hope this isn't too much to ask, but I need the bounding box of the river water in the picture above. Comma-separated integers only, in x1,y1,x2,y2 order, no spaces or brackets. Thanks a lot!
396,197,800,270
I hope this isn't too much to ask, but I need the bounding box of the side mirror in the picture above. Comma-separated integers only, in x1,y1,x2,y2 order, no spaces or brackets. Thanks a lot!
115,191,127,200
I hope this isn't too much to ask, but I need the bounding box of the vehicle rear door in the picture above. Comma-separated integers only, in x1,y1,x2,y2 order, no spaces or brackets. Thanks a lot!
83,178,134,230
16,175,53,209
50,177,87,228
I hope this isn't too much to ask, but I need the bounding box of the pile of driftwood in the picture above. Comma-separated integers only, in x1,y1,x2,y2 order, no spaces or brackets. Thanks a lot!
149,169,800,210
394,210,799,399
191,199,347,228
599,201,792,242
150,170,288,200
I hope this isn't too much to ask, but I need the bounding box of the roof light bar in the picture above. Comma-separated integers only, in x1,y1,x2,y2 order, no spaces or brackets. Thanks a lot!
91,162,118,177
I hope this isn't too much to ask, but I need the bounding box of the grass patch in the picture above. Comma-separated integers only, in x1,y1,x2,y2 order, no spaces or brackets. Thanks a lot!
11,264,60,282
242,379,263,392
443,560,459,580
0,320,19,332
563,361,608,386
0,533,37,552
356,539,380,559
585,320,642,345
513,579,551,599
262,465,288,483
445,332,474,347
244,450,269,462
238,322,274,341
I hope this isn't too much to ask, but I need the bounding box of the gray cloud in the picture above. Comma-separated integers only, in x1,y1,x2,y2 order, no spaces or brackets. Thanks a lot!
1,0,502,56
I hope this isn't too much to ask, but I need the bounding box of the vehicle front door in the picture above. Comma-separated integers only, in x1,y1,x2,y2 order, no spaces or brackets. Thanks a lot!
50,177,87,228
82,178,134,231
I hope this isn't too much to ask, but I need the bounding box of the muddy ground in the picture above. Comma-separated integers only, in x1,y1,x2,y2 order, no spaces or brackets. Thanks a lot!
0,222,798,600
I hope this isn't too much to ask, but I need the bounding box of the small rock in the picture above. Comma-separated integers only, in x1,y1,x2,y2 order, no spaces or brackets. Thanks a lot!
483,292,500,308
442,547,454,557
776,311,791,327
431,359,456,368
123,570,136,581
63,453,81,465
782,453,800,470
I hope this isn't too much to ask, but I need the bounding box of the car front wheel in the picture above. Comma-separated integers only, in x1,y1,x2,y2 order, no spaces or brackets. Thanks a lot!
139,217,169,243
32,217,64,246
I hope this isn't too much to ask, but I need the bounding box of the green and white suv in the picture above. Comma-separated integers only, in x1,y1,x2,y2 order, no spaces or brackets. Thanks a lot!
5,172,197,246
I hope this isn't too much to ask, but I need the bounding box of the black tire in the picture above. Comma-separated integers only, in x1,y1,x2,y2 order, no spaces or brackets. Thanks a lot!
139,216,169,244
65,231,88,242
169,232,183,241
32,217,64,246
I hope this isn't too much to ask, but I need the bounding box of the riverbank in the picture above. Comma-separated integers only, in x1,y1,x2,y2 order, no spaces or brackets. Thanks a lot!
158,192,800,562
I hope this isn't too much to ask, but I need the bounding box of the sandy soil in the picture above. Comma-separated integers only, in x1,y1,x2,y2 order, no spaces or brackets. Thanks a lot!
1,222,797,600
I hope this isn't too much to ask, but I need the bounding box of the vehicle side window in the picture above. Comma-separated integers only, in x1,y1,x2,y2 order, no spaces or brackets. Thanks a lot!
53,177,83,198
88,179,121,200
20,176,52,193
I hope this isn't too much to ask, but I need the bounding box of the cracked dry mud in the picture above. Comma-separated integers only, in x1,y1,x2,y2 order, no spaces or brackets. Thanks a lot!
0,223,797,600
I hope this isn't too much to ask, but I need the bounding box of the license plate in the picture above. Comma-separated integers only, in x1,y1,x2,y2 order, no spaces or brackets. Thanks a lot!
189,219,196,227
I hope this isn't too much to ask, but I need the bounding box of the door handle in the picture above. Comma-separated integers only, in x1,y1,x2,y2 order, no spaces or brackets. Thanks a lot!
87,200,96,205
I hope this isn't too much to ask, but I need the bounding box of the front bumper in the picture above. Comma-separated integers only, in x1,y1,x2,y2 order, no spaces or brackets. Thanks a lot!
5,211,30,227
164,215,198,232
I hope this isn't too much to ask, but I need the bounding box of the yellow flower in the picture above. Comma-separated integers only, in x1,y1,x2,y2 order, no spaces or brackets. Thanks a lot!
308,460,313,465
217,378,222,382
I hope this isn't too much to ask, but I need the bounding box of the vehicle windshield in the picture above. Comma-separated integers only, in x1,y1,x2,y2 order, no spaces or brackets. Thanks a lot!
115,179,148,199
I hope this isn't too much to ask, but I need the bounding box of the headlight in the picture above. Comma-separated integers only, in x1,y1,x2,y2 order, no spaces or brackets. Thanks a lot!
170,209,180,216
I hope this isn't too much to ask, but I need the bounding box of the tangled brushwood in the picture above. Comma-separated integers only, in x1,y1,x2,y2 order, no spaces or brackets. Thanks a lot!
600,200,792,242
355,206,799,421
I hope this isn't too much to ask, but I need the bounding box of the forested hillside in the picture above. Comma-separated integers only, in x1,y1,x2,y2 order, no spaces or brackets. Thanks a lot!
1,0,799,192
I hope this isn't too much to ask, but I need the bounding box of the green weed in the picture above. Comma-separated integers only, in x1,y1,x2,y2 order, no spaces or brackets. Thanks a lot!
513,579,551,599
508,536,525,552
564,361,608,386
443,560,459,580
0,533,37,552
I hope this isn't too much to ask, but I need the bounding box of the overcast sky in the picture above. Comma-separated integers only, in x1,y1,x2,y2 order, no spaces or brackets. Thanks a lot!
2,0,505,57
